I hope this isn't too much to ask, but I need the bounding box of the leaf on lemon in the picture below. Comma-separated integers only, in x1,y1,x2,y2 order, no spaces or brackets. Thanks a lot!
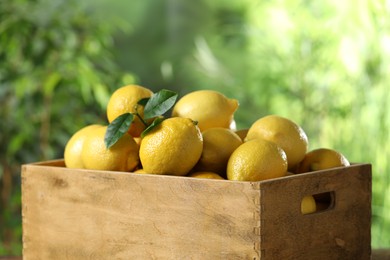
141,117,165,138
137,97,150,107
143,89,178,120
105,113,134,149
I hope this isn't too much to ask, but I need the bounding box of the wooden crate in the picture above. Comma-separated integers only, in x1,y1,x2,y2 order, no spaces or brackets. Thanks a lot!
21,160,371,259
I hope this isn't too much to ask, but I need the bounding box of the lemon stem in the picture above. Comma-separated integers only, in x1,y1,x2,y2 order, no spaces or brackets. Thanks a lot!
134,113,148,127
133,104,148,127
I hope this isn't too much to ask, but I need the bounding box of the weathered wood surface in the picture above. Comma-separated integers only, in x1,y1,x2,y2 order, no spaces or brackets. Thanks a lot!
6,249,390,260
22,161,260,259
21,160,372,259
258,164,371,259
3,248,390,259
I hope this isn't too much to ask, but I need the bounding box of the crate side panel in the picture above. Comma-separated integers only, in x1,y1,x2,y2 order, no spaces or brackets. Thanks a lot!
22,164,260,259
258,164,371,260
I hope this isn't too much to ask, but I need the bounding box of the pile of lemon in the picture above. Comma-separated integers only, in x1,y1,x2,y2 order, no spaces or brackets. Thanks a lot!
64,84,350,182
64,85,352,214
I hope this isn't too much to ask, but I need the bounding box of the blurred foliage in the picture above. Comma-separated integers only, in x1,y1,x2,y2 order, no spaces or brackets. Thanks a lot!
0,0,133,254
1,0,389,255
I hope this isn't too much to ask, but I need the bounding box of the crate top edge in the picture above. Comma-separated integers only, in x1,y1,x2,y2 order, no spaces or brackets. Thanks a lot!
21,159,238,184
22,159,371,186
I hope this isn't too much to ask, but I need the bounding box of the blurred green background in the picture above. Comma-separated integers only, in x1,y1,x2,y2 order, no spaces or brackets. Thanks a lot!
1,0,389,255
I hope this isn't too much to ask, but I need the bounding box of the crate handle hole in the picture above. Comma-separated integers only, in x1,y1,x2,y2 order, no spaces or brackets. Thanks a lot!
301,191,335,215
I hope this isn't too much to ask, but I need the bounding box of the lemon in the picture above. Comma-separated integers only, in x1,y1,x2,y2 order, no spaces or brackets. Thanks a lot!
171,90,239,132
134,137,142,147
301,195,317,214
64,124,102,168
134,169,147,174
246,115,308,170
106,85,153,137
227,138,288,181
188,171,225,180
194,127,242,176
81,126,139,171
295,148,350,173
139,117,203,176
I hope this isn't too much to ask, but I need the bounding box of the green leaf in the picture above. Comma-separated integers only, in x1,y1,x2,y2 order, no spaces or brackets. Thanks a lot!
137,97,150,107
141,117,165,138
143,89,178,119
43,72,61,97
105,113,134,149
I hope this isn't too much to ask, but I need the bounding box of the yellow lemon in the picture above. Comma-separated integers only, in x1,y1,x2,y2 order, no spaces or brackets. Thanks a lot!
188,171,225,180
246,115,308,170
139,117,203,176
227,138,288,181
106,84,153,137
194,127,242,176
81,126,139,171
295,148,350,173
171,90,239,132
134,137,142,147
134,169,147,174
64,124,102,168
301,195,317,214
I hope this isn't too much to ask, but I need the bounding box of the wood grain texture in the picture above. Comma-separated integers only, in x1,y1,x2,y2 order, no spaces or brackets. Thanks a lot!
21,161,371,259
258,164,371,259
4,250,389,259
22,162,260,259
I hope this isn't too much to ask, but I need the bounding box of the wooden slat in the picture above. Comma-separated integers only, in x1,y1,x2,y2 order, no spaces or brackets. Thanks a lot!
21,164,260,259
258,164,371,259
3,247,390,259
21,162,372,259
